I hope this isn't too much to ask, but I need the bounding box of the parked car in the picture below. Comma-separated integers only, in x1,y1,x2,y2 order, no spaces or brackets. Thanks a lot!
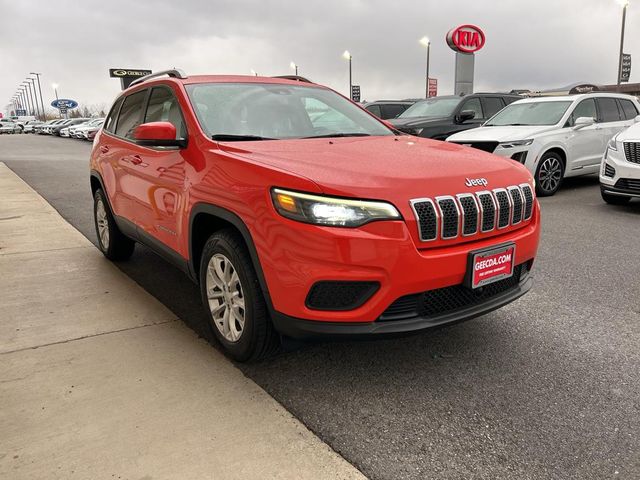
0,121,22,134
22,121,44,133
600,114,640,204
90,70,541,361
447,93,640,196
51,118,89,136
389,93,521,140
70,118,104,139
38,119,66,134
363,100,416,119
83,123,103,141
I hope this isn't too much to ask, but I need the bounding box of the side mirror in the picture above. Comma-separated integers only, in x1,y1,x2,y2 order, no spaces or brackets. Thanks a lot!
456,110,476,123
635,114,640,123
573,116,595,130
134,122,186,147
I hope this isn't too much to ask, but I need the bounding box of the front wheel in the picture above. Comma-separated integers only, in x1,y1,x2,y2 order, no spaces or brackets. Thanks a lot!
93,189,135,260
535,152,565,196
199,230,279,362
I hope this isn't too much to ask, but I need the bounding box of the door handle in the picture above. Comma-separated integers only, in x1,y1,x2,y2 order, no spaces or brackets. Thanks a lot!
99,145,109,154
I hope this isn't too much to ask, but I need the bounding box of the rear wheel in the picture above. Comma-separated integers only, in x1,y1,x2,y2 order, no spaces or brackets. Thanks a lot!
535,152,564,196
93,189,135,260
199,229,279,362
601,189,631,205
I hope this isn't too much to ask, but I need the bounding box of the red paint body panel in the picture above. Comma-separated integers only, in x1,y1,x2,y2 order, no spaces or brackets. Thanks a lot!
90,75,541,326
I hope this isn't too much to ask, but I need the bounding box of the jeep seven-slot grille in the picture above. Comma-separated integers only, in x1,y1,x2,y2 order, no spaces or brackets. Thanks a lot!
624,142,640,164
412,184,534,242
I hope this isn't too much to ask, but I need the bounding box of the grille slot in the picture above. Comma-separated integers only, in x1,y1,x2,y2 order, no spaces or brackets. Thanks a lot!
508,187,524,225
614,178,640,192
411,199,438,241
520,184,534,220
624,142,640,164
436,197,459,239
604,163,616,178
457,194,479,236
494,189,511,229
379,264,527,322
477,192,496,232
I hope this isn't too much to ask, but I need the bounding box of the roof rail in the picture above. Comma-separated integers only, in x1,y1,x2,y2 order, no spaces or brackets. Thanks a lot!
272,75,313,83
129,69,187,88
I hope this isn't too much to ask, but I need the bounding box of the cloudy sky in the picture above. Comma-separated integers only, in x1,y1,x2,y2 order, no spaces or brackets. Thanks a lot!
2,0,638,113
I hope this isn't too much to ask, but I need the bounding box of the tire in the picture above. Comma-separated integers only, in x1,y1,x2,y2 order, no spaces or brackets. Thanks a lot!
199,229,279,362
601,189,631,205
93,189,135,260
535,152,565,196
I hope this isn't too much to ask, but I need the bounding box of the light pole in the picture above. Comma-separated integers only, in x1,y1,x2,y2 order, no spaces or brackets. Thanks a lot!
342,50,352,99
52,83,62,118
617,0,629,91
30,72,45,120
250,69,258,77
420,36,431,98
19,86,31,116
290,61,298,76
24,80,37,117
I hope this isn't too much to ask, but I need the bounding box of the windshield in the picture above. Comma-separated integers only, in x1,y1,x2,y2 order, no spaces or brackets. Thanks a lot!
186,83,393,140
485,101,572,126
398,98,460,118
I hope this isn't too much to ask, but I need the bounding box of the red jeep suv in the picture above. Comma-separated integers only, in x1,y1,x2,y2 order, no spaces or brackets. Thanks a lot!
90,69,541,361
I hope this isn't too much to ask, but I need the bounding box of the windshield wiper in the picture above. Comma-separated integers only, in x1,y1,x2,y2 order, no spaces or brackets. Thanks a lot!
302,133,372,139
211,134,274,141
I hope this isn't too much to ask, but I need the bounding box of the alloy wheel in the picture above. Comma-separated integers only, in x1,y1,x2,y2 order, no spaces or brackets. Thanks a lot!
205,253,246,343
95,198,110,250
538,157,562,193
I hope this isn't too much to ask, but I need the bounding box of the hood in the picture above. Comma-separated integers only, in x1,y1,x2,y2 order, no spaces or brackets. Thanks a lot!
447,125,557,142
389,116,449,128
617,121,640,142
220,136,532,204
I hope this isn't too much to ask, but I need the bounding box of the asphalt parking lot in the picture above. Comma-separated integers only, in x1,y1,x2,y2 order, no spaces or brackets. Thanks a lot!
2,134,639,480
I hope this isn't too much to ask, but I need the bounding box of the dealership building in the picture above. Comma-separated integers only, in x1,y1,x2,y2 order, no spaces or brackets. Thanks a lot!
520,82,640,98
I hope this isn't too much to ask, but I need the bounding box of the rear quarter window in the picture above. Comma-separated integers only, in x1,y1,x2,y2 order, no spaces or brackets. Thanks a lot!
619,99,639,120
104,97,124,134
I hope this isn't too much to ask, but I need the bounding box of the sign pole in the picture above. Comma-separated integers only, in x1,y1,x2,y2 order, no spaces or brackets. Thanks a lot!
425,42,431,99
617,3,627,91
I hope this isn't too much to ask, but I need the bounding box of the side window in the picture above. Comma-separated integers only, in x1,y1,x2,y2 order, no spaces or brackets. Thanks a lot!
504,97,519,105
618,99,639,120
103,97,124,134
597,98,622,123
144,87,186,139
381,104,406,119
484,97,505,118
460,97,484,119
115,90,147,139
567,99,597,127
365,105,382,118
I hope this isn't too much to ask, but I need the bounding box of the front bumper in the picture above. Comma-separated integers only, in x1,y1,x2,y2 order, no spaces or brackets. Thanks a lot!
258,202,540,331
272,269,532,339
600,146,640,197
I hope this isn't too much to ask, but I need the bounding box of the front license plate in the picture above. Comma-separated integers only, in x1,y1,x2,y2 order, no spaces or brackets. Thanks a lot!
467,243,516,289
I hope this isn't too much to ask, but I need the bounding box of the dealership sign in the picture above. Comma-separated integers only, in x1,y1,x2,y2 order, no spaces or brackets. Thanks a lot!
446,25,485,54
51,99,78,110
109,68,153,90
428,78,438,98
621,53,631,83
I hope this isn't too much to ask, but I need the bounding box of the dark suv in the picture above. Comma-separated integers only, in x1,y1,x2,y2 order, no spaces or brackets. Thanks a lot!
389,93,521,140
363,100,417,119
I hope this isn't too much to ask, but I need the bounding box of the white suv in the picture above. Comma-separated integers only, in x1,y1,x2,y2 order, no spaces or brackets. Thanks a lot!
600,117,640,204
446,94,640,196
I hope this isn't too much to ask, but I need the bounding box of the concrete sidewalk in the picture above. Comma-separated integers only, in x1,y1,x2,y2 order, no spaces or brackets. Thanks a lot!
0,162,365,480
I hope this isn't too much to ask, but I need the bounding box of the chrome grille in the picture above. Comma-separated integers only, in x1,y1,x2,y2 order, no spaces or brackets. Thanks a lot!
623,142,640,164
412,184,535,242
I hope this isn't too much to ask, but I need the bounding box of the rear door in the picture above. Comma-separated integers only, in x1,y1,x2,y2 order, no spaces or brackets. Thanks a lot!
564,98,602,171
596,97,628,161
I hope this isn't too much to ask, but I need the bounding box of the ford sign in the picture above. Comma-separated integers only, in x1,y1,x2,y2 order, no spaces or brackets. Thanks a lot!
446,25,485,54
51,99,78,110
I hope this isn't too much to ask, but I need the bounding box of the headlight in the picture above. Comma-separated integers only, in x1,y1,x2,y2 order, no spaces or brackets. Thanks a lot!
271,188,401,227
498,139,534,149
607,135,619,151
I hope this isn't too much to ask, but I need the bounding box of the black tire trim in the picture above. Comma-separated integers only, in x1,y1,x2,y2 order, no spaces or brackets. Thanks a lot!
188,203,275,313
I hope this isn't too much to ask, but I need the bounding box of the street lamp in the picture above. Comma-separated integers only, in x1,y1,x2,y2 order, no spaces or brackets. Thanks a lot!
290,61,298,76
51,83,62,118
19,86,32,117
420,36,431,98
342,50,352,99
30,73,45,120
23,80,37,118
617,0,630,91
250,69,258,77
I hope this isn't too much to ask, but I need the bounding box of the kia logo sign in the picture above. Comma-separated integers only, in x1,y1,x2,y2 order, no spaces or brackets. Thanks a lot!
446,25,485,54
